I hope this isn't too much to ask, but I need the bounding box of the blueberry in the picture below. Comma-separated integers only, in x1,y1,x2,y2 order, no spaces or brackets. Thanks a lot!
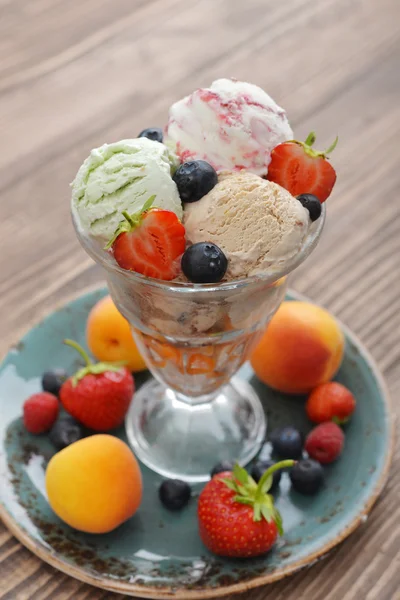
210,461,234,478
138,127,163,143
159,479,191,510
251,460,282,489
290,459,324,495
181,242,228,284
297,194,322,222
49,415,84,450
173,160,218,203
270,426,303,459
41,368,68,397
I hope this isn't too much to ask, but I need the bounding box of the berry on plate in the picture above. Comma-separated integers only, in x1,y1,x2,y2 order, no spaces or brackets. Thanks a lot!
105,196,186,281
181,242,228,284
210,461,235,478
305,422,344,464
41,368,68,397
251,459,282,490
23,392,59,434
267,132,337,203
159,479,192,510
306,381,356,424
173,160,218,203
60,339,134,431
198,461,293,558
290,459,324,495
138,127,163,143
270,426,303,459
49,414,85,450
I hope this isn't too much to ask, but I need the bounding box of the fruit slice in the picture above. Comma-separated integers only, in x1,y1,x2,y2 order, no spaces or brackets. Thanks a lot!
106,197,186,280
267,132,337,202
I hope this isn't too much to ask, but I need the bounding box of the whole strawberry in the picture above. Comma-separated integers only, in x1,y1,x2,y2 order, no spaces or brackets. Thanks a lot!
198,461,293,558
305,422,344,464
60,340,134,431
23,392,59,434
306,382,356,424
267,131,337,203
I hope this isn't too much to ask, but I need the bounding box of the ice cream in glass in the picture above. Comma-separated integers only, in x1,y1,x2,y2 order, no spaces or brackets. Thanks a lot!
71,78,336,482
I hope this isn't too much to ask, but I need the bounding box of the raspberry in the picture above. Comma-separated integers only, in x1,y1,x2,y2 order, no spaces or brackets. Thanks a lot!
23,392,59,434
305,422,344,464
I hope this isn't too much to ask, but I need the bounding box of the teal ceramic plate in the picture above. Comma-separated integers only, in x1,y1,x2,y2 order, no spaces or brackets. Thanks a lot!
0,288,394,599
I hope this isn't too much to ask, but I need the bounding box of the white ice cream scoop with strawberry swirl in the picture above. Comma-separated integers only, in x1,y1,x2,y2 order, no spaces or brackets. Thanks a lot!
166,78,293,177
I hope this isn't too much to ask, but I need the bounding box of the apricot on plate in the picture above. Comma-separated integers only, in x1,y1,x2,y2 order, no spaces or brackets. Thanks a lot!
86,295,147,372
250,301,345,394
46,435,142,533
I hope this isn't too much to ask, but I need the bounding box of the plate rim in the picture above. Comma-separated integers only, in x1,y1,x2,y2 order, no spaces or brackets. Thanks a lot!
0,285,395,600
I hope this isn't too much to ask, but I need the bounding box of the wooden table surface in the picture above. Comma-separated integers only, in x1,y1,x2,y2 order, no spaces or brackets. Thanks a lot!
1,0,399,598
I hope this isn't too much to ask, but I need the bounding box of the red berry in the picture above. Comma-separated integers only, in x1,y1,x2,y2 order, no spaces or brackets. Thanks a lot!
267,132,337,203
59,340,134,431
305,422,344,464
306,382,356,424
107,200,185,281
198,462,292,558
23,392,59,434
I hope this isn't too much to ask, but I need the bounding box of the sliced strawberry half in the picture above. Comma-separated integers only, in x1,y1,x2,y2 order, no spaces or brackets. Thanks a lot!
105,197,186,280
267,132,338,203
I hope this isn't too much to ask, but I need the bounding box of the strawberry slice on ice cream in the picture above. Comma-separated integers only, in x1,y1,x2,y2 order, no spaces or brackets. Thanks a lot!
105,196,186,281
267,132,338,202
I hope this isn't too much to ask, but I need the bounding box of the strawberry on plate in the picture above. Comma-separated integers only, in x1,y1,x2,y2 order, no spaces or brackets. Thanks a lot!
60,339,134,431
105,196,186,281
267,132,338,202
306,381,356,424
198,461,294,558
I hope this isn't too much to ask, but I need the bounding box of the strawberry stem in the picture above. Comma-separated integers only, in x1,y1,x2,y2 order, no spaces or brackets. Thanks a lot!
104,195,156,250
304,131,316,147
325,135,339,156
122,210,135,227
63,339,92,367
256,460,295,497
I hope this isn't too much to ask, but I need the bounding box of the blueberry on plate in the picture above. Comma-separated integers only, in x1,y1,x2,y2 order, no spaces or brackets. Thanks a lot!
290,459,324,495
181,242,228,284
41,368,68,397
159,479,192,510
251,459,282,489
138,127,163,143
296,193,322,222
173,160,218,203
270,426,303,459
210,461,235,478
49,415,84,450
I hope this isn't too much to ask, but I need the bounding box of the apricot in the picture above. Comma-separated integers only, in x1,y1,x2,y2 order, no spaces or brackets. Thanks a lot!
86,295,147,372
250,301,344,394
46,435,142,533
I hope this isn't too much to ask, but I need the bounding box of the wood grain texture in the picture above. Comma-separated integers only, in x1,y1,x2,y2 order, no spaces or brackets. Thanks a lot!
0,0,399,598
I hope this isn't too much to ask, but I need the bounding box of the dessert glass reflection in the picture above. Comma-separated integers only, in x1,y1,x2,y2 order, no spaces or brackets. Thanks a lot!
73,209,325,482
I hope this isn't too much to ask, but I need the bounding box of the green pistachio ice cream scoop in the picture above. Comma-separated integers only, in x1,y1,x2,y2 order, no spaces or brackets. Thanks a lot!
71,137,182,241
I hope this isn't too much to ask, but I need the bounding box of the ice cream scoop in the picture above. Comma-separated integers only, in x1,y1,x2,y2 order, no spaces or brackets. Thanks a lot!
183,171,310,280
166,78,293,177
71,138,182,241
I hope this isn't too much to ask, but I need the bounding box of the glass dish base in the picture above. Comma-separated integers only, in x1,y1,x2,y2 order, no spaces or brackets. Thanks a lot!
125,376,267,483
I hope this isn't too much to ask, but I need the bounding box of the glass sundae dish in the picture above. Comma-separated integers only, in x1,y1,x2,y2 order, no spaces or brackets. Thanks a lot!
71,79,334,482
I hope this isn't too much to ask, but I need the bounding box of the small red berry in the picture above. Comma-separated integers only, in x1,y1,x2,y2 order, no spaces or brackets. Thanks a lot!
306,382,356,424
305,422,344,464
23,392,59,434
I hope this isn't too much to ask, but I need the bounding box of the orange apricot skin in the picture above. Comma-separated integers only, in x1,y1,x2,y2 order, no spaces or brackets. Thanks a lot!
86,295,147,372
46,435,142,533
250,301,345,394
